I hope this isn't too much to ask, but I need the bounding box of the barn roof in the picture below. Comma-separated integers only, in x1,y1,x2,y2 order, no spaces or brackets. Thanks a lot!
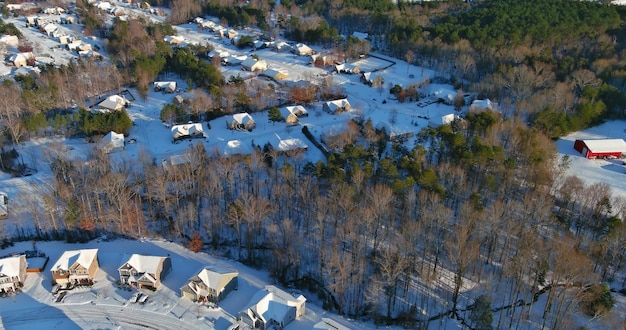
581,139,626,153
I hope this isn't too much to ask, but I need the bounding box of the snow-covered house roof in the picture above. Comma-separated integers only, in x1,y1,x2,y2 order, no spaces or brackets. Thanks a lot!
285,105,308,117
273,136,308,153
240,285,306,328
578,139,626,154
222,139,251,156
428,113,458,127
171,123,205,141
323,99,351,114
241,58,267,72
164,35,185,45
120,254,168,274
154,81,177,93
222,55,247,66
432,87,457,105
294,43,313,56
208,49,230,59
99,131,125,153
469,99,498,114
375,122,415,141
262,68,289,81
8,52,34,67
95,1,112,10
0,35,19,46
272,41,292,52
0,255,26,279
51,249,98,272
196,266,238,292
232,113,254,125
334,63,360,74
97,95,128,112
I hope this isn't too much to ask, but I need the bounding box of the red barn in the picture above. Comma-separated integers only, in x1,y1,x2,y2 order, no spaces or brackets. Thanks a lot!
574,139,626,159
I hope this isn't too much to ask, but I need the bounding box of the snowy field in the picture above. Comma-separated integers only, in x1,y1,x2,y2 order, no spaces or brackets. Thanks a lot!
557,120,626,197
0,238,373,330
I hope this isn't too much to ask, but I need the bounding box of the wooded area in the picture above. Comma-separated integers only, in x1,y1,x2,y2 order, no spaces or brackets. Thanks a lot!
0,0,625,328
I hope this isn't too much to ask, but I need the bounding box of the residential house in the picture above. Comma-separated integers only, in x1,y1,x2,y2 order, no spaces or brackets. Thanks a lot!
50,249,99,285
375,122,414,142
322,99,351,114
228,112,256,131
0,255,27,294
428,113,458,127
334,63,360,74
261,68,289,81
285,105,309,118
431,87,457,105
271,41,292,52
26,16,38,26
272,134,308,154
180,266,239,303
99,131,125,153
43,7,65,15
67,41,92,51
171,123,206,143
310,54,335,67
96,95,129,112
109,7,126,16
221,139,251,157
241,58,267,72
0,35,19,46
469,99,498,114
227,29,238,40
164,35,185,45
153,81,177,93
239,285,306,330
222,55,246,66
361,72,384,87
352,31,369,41
118,254,172,291
281,105,308,125
293,43,313,56
162,154,191,170
7,52,34,67
41,22,58,37
60,15,75,24
57,35,72,45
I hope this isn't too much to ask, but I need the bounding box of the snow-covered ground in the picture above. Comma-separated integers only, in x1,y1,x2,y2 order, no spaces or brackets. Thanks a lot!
0,238,374,330
557,120,626,197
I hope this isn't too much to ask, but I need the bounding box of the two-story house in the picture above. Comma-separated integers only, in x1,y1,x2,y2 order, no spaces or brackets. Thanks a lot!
0,255,27,294
50,249,99,285
118,254,171,291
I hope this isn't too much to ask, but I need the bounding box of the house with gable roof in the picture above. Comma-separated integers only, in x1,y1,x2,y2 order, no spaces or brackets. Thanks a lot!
228,112,256,131
180,266,238,303
241,58,267,72
99,131,125,153
0,255,27,294
322,99,351,114
95,94,129,112
171,122,206,143
118,254,172,291
50,249,99,285
239,285,306,330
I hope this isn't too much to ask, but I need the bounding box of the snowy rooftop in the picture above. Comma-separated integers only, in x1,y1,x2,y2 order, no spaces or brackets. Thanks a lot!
51,249,98,271
121,254,168,273
0,255,24,277
579,138,626,153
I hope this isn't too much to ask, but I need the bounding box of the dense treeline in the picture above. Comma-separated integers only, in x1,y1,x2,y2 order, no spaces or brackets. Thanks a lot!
431,0,621,46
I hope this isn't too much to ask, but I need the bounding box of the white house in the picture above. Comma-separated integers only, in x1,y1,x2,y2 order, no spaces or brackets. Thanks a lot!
222,139,251,156
153,81,177,93
322,99,351,114
272,135,308,154
428,113,458,127
99,131,125,153
228,113,256,131
0,35,19,46
164,35,185,45
118,254,172,291
96,95,129,112
0,255,27,294
293,43,313,56
171,123,206,143
7,52,34,67
261,68,289,81
239,285,306,330
241,58,267,72
180,266,239,303
50,249,99,285
469,99,498,114
431,87,457,105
